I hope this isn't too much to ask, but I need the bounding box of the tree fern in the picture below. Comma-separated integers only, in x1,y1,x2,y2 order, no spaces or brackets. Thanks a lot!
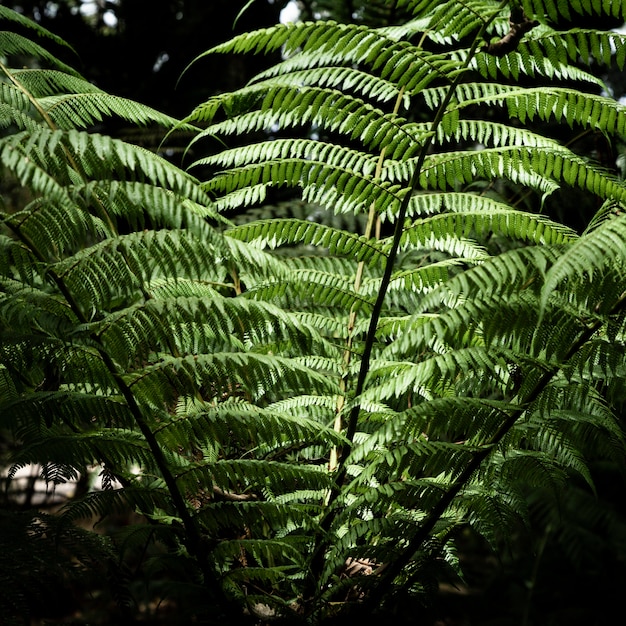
2,1,626,624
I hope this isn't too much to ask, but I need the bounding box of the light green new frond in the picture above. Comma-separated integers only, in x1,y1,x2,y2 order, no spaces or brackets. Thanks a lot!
246,44,462,98
421,83,519,110
292,311,350,340
227,219,387,267
387,261,462,302
114,229,221,284
287,254,364,276
395,231,488,261
199,20,373,58
210,184,272,214
265,394,338,420
224,236,291,286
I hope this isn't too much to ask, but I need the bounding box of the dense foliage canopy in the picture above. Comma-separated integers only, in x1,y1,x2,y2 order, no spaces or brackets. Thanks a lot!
2,1,626,624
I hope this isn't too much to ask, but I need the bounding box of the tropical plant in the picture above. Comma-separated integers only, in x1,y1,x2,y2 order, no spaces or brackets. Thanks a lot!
2,1,626,624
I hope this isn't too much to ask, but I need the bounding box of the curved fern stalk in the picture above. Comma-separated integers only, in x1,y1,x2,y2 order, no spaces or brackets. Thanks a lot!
329,85,406,473
333,0,508,491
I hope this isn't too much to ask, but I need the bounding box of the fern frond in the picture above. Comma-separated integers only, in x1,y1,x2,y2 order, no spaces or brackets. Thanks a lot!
194,20,462,92
244,268,376,314
204,158,405,217
9,430,158,480
455,87,626,135
0,6,73,50
190,87,429,159
520,0,626,22
400,199,577,246
0,31,78,76
127,351,339,408
156,397,345,457
523,28,626,70
253,65,411,106
407,146,626,201
0,128,209,205
40,92,195,130
227,219,387,266
541,211,626,311
97,294,323,368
